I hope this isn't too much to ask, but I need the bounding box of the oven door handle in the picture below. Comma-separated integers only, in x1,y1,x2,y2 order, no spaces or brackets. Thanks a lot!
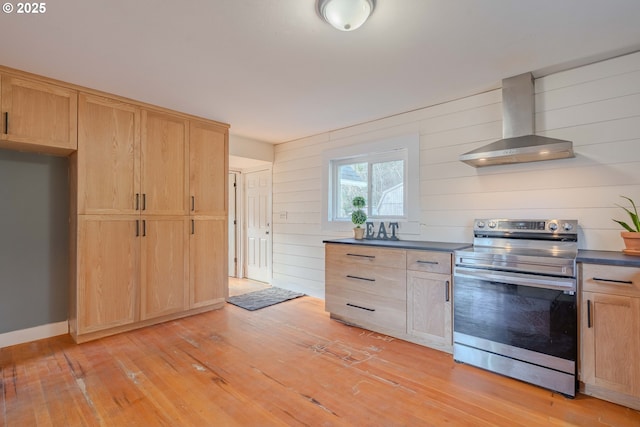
454,267,576,292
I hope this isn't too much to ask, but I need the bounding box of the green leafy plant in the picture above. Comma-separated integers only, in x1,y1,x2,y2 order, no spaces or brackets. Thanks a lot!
351,196,367,228
613,196,640,232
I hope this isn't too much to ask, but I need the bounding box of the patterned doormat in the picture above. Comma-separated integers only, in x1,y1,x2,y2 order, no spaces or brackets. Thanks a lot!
226,287,305,311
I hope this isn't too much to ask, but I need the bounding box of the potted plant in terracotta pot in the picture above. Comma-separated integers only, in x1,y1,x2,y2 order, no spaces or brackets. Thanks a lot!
351,196,367,240
613,196,640,255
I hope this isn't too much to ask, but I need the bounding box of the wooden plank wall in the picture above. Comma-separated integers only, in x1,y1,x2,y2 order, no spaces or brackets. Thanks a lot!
272,51,640,298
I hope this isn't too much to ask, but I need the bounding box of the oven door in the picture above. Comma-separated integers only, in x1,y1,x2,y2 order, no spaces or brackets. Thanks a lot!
453,266,577,364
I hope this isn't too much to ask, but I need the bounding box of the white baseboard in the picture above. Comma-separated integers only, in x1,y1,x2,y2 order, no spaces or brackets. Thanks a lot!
0,321,69,348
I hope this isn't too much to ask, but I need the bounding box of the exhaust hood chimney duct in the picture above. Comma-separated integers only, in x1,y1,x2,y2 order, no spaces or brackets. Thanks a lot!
459,73,574,167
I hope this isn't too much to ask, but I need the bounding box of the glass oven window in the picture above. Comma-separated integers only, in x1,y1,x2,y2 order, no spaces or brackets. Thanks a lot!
454,277,577,361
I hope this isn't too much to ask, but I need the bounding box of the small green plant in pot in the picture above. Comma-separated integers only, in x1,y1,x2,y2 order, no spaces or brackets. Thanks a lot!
351,196,367,239
613,196,640,254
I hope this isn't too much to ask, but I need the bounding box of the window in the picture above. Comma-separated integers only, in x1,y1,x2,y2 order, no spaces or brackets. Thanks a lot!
322,133,420,234
332,151,406,221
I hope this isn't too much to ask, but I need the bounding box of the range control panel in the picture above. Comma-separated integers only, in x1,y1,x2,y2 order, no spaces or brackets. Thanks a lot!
474,219,578,234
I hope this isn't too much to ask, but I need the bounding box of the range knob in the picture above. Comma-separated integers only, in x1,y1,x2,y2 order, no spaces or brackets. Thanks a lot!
476,221,485,228
488,221,497,228
548,222,558,231
563,222,574,231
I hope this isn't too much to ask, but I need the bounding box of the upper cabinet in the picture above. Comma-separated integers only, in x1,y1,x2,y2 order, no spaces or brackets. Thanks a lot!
77,93,140,214
189,119,228,216
141,110,189,215
0,74,77,154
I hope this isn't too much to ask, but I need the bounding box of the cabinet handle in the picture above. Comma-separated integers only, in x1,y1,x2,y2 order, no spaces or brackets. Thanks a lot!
587,299,592,328
3,112,7,134
142,219,146,237
135,193,140,211
417,260,439,265
346,303,375,312
191,219,195,235
592,277,633,285
346,253,375,259
346,275,375,282
445,280,450,302
142,194,146,210
191,196,195,212
136,220,140,237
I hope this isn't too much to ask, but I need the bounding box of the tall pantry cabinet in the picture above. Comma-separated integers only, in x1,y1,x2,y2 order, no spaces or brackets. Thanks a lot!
70,92,228,343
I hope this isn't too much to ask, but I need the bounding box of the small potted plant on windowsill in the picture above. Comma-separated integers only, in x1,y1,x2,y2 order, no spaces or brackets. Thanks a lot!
351,196,367,240
613,195,640,255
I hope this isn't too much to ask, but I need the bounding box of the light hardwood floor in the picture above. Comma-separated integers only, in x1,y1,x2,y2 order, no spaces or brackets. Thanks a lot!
1,291,639,426
228,277,271,296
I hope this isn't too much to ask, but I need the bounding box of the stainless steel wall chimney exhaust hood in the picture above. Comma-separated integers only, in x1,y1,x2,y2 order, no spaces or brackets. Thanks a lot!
460,73,574,167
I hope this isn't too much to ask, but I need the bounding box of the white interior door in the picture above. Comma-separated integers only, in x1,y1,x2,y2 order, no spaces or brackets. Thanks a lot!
245,169,271,283
228,172,237,277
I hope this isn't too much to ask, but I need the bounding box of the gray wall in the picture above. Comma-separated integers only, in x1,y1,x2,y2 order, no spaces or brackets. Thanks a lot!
0,148,69,334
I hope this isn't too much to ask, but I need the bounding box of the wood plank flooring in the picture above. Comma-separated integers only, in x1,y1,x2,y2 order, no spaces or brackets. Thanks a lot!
2,294,639,426
228,277,271,297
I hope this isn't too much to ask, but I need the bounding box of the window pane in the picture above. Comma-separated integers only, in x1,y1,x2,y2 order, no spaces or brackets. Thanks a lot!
337,162,367,218
371,160,404,216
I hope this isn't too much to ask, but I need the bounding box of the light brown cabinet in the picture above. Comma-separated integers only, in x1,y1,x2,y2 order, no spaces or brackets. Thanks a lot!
0,74,77,154
74,216,140,335
71,97,227,342
140,217,189,320
141,110,189,215
0,65,229,344
190,219,227,308
580,263,640,410
406,250,453,353
325,244,455,352
189,120,228,216
77,93,140,214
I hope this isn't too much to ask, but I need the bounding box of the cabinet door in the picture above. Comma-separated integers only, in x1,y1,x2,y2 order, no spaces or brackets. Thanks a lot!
77,93,140,214
0,75,77,154
190,219,227,308
581,291,640,397
140,217,189,319
77,217,140,334
407,270,452,352
189,120,228,216
141,110,188,215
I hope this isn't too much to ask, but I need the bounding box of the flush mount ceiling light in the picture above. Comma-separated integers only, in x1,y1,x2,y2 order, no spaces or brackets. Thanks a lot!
317,0,376,31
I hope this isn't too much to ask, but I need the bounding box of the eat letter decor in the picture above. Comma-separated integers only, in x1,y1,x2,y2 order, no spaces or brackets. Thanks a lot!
365,222,399,240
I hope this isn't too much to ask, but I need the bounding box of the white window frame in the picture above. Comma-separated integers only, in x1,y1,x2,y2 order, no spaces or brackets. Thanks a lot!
322,133,420,235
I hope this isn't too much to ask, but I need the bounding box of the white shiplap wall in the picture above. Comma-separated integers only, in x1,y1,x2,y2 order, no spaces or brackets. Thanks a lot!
272,52,640,298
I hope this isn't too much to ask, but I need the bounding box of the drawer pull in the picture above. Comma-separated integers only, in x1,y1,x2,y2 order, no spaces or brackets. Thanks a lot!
417,260,439,265
592,277,633,285
346,275,375,282
346,303,375,312
346,253,375,259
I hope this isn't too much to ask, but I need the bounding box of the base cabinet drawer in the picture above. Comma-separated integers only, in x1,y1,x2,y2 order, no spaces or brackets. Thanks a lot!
406,250,451,274
325,264,406,300
326,287,406,333
326,243,406,269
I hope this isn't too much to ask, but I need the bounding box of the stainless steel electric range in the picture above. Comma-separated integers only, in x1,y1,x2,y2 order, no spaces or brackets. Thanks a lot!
453,219,578,397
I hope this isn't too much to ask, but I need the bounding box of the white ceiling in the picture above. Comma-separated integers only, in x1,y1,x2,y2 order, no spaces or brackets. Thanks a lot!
1,0,640,144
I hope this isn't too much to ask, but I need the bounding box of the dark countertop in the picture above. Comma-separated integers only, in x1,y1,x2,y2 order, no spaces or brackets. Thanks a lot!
323,239,640,266
323,238,472,252
577,250,640,267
